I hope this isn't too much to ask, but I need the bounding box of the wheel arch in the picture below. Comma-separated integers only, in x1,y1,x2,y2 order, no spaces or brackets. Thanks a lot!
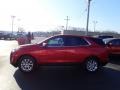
84,55,101,65
16,54,39,66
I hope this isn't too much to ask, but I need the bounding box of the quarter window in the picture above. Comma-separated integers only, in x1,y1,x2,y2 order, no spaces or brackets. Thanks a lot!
90,38,105,46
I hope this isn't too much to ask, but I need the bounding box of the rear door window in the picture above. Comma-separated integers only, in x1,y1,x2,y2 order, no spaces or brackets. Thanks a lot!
64,36,88,46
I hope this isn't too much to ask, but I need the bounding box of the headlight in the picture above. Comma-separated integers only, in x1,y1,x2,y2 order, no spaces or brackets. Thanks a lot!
11,47,20,53
11,49,16,53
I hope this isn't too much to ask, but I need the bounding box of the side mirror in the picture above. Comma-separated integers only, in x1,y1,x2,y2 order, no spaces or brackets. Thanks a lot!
42,42,47,47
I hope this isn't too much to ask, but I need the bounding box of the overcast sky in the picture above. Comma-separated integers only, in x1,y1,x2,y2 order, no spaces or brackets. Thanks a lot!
0,0,120,33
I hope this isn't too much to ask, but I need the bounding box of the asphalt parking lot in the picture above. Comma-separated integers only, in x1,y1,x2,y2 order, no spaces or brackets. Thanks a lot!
0,37,120,90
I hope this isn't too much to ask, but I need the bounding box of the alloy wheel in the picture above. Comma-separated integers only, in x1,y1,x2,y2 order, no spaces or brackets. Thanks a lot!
19,56,36,73
86,59,98,72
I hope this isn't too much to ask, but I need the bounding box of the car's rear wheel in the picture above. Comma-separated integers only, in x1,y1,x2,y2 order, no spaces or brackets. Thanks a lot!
84,57,99,72
18,56,38,73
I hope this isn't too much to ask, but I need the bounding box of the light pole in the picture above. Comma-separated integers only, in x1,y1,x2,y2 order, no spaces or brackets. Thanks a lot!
86,0,92,35
11,16,15,37
93,21,97,32
64,16,70,30
17,18,21,31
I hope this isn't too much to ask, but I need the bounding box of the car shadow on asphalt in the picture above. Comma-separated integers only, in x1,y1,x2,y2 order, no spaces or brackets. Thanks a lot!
109,55,120,65
14,66,120,90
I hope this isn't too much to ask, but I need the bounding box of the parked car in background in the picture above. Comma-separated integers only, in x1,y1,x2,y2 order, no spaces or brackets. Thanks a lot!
94,35,113,40
10,35,108,73
16,34,31,45
103,38,120,55
17,35,28,45
0,33,4,39
4,33,12,40
98,35,113,39
0,33,17,40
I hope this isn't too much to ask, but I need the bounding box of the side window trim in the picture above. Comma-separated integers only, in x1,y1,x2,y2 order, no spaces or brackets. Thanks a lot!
84,38,91,46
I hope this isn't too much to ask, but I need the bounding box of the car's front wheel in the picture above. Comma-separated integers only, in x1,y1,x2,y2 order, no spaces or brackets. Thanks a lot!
84,57,100,72
18,56,38,73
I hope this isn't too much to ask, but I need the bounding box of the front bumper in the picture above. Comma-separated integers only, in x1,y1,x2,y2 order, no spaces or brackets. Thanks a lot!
10,52,18,67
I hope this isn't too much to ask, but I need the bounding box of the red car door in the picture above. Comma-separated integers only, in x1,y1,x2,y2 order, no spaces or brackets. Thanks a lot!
38,36,67,63
58,46,90,63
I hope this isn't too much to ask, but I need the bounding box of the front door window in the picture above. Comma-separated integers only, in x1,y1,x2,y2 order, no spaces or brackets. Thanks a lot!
47,37,64,47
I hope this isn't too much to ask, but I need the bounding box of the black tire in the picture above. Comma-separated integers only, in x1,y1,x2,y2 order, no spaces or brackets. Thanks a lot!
18,56,38,73
84,57,100,72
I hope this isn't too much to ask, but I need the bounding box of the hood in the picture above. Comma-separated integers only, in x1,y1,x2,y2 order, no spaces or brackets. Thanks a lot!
19,43,38,49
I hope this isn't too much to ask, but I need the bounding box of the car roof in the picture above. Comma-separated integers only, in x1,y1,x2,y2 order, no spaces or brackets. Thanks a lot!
51,34,92,38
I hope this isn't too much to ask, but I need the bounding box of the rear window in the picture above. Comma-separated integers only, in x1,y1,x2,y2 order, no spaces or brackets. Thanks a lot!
90,38,105,46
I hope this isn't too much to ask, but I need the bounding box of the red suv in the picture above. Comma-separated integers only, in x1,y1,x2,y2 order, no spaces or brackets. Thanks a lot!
10,35,108,73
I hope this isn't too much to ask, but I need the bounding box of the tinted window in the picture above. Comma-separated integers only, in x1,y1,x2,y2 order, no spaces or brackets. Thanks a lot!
109,39,120,46
64,36,88,46
90,38,105,46
47,37,64,47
